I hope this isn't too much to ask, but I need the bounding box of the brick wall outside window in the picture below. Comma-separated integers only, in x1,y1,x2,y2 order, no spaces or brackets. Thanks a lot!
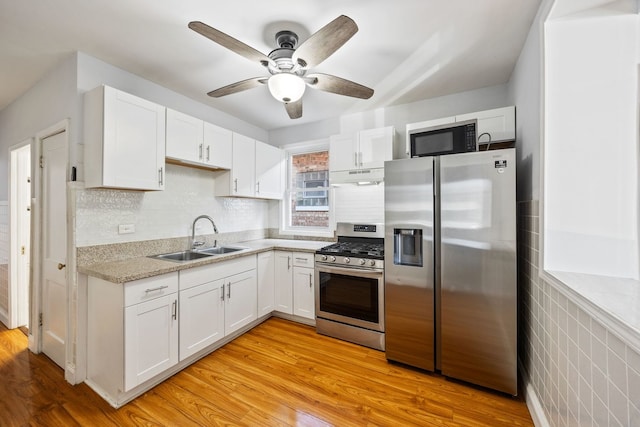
291,151,329,227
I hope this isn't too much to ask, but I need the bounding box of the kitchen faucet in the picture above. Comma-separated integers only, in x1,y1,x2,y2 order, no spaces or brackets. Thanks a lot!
191,215,219,250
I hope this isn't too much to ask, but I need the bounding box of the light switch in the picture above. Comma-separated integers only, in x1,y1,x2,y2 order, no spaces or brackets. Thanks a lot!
118,224,135,234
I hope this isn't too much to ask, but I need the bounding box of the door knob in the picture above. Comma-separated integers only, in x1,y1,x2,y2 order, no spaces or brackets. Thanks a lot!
57,263,66,270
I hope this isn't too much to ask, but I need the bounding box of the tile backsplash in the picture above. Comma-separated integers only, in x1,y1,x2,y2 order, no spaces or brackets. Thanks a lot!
519,200,640,426
75,164,273,247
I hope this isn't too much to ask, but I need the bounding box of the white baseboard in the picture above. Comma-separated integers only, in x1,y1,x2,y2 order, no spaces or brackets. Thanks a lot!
519,359,550,427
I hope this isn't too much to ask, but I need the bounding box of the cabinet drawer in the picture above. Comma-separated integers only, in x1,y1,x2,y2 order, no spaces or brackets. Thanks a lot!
124,272,179,307
292,252,314,268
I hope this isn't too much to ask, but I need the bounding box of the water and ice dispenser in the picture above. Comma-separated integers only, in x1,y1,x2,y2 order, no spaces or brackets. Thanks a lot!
393,229,423,267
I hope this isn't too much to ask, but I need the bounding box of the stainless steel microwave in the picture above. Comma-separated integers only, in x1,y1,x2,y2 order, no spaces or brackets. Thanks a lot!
407,119,477,157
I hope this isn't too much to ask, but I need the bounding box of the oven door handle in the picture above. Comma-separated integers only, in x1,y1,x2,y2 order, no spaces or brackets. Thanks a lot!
316,264,382,279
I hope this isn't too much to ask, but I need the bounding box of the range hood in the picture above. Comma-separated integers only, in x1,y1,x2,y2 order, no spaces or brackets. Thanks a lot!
330,167,384,186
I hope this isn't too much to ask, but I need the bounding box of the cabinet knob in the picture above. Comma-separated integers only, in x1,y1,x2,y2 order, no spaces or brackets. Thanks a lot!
57,263,66,270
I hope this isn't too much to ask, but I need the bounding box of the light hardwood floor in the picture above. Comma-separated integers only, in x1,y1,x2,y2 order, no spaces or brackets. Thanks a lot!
0,317,533,426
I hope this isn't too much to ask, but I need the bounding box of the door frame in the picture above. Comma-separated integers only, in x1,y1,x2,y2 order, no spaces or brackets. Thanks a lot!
31,119,75,383
8,138,32,330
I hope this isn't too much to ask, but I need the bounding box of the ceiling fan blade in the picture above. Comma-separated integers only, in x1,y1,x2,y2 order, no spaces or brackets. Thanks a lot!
189,21,276,68
306,73,374,99
292,15,358,69
207,77,268,98
284,99,303,119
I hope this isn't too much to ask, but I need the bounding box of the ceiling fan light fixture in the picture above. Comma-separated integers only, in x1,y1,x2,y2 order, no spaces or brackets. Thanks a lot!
268,73,306,103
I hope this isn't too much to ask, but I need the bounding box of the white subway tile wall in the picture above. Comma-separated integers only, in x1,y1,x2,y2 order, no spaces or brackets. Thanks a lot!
0,202,8,315
75,165,271,247
519,200,640,427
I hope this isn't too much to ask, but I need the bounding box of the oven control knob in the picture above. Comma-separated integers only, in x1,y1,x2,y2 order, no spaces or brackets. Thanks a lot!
359,259,366,265
330,256,336,262
369,260,376,267
344,257,350,263
321,255,327,261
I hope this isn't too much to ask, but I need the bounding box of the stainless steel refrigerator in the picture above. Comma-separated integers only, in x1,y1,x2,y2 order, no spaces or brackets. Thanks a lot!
384,148,517,395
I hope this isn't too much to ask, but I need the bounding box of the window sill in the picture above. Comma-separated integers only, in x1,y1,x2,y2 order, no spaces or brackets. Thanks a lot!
543,269,640,352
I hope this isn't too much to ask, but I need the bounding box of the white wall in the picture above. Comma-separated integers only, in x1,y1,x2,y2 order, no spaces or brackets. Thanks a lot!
0,54,78,201
269,83,511,160
544,6,639,279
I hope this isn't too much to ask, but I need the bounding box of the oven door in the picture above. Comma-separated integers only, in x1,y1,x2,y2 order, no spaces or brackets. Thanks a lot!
315,263,384,332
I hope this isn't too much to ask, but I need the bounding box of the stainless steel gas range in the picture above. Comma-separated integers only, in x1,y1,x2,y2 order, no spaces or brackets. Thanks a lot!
315,222,385,351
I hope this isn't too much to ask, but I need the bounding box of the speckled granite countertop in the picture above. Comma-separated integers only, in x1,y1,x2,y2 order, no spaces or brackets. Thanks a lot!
78,239,329,283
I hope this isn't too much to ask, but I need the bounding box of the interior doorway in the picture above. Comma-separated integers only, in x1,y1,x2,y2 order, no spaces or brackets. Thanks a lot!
9,141,32,331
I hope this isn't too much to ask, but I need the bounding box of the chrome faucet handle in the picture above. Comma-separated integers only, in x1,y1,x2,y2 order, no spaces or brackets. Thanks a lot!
192,240,205,248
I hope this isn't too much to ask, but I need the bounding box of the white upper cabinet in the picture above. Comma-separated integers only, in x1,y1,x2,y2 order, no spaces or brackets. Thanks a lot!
84,85,166,190
329,126,394,172
255,140,284,199
455,106,515,145
216,133,284,200
166,109,233,169
203,122,232,169
166,108,203,164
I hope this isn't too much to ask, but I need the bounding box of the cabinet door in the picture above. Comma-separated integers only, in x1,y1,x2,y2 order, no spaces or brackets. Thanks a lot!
179,280,225,361
293,267,315,320
165,108,203,164
224,269,257,335
329,133,358,172
255,141,284,199
456,106,516,144
274,251,293,314
124,293,178,391
257,251,275,317
102,86,166,190
358,127,394,169
203,122,232,169
231,133,255,197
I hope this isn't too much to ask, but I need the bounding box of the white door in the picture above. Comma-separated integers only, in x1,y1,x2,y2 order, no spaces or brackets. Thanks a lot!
179,280,225,361
255,141,283,199
165,108,203,163
257,251,275,317
358,127,394,169
231,133,255,197
224,269,257,335
329,133,357,172
274,251,293,314
41,131,68,368
10,143,32,329
293,267,315,320
124,293,179,391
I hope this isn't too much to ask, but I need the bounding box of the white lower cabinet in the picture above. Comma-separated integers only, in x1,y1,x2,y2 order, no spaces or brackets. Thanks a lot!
257,251,275,317
178,256,257,358
88,272,179,403
274,251,315,320
178,279,225,361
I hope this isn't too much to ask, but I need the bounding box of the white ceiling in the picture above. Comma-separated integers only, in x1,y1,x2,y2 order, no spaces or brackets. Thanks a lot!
0,0,541,131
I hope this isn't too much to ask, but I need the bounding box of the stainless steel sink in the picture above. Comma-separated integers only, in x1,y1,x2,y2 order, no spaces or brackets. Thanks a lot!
151,250,214,262
150,246,247,262
197,246,246,255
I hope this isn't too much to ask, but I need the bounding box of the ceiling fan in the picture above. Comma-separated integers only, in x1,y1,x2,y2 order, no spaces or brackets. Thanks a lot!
188,15,374,119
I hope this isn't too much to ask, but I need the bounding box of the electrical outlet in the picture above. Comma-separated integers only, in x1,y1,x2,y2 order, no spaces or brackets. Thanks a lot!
118,224,135,234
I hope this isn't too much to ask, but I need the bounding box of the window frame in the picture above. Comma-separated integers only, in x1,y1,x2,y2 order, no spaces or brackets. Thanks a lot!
280,139,335,237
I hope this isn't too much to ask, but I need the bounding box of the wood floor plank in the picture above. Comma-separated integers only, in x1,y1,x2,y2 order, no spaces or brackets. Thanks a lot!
0,317,533,426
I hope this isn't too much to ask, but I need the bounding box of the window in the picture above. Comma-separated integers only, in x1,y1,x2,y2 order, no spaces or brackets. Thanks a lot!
281,141,333,235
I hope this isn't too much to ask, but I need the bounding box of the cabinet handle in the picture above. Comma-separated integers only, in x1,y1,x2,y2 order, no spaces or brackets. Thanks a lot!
309,273,312,288
172,300,177,320
288,256,291,270
221,284,225,301
359,152,363,167
256,181,260,194
354,152,358,167
158,167,164,186
227,281,231,299
234,178,238,192
206,145,210,162
199,143,203,160
145,285,168,293
295,257,307,263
